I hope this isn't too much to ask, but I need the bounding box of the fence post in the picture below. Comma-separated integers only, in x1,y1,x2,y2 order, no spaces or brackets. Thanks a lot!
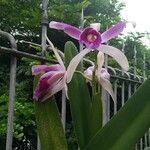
37,0,49,149
41,0,49,56
121,39,125,106
61,89,66,130
0,30,17,150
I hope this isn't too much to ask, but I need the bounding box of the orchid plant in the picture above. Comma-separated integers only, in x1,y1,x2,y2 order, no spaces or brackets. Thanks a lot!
33,21,129,102
32,20,150,150
33,20,128,147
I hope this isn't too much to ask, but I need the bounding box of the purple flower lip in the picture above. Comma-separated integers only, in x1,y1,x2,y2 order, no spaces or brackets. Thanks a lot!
79,27,102,49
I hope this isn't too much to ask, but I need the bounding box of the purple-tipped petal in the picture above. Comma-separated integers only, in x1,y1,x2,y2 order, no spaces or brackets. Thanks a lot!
101,21,126,43
41,78,65,102
33,71,65,101
66,48,91,83
97,44,129,71
49,21,81,40
80,27,101,48
50,21,68,30
64,26,82,40
32,64,63,75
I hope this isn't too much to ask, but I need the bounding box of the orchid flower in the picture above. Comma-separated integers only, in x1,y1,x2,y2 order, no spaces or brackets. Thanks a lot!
84,51,115,102
32,64,66,101
32,37,68,102
49,21,129,83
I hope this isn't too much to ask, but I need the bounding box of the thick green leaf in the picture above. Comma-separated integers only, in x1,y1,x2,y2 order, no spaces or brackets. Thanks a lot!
35,99,68,150
34,76,67,150
64,41,92,149
85,78,150,150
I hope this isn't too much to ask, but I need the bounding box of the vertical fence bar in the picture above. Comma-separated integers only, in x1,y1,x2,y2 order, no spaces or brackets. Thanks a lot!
102,89,110,125
114,80,117,114
134,45,137,77
145,133,148,148
121,81,125,106
121,39,125,106
41,0,49,56
37,0,49,149
128,76,131,98
135,144,138,150
61,89,66,130
0,30,17,150
37,136,41,150
140,138,143,150
79,8,84,52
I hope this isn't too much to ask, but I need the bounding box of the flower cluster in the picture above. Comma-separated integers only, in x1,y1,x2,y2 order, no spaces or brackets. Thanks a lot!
32,21,129,102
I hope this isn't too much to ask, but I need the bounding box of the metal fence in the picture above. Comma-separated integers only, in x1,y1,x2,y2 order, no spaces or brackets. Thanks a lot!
0,1,149,150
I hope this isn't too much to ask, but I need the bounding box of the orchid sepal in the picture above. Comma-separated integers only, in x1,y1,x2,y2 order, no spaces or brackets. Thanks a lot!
49,21,81,40
97,44,129,71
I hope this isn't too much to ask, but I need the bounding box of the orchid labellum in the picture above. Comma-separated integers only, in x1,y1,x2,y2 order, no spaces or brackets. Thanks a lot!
49,21,129,84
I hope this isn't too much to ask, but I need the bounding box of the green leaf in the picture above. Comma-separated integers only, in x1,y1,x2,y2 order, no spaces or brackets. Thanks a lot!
64,41,92,149
85,77,150,150
35,99,68,150
34,76,67,150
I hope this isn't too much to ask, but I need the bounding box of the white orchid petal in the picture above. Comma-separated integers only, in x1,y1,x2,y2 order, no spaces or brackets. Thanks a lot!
97,51,104,79
98,44,129,71
90,23,101,31
66,48,91,83
63,73,69,99
99,77,116,104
